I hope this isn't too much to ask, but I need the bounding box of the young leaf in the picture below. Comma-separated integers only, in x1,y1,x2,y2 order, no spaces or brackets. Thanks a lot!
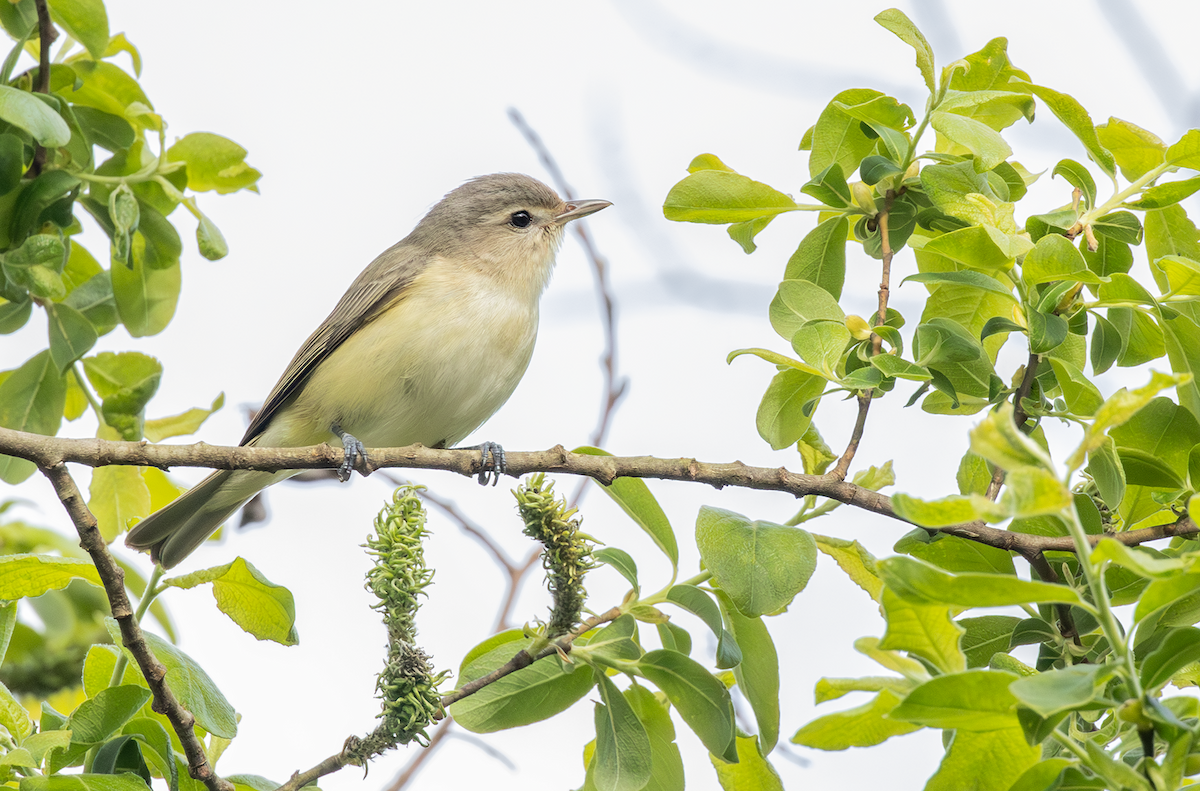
715,590,780,753
592,673,653,791
877,555,1080,607
163,557,298,646
755,368,823,450
663,170,798,225
874,9,935,92
665,585,741,669
1009,664,1112,717
0,350,65,483
889,669,1019,730
783,216,848,298
695,506,817,617
0,553,101,598
451,629,595,732
1025,84,1115,176
791,689,919,750
710,734,784,791
638,650,737,763
66,685,152,745
573,447,677,568
879,588,966,674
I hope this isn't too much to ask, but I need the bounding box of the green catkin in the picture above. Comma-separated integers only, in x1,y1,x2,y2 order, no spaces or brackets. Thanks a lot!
353,486,448,758
514,474,596,638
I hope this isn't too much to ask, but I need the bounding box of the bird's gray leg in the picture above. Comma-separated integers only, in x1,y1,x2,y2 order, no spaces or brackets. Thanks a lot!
331,422,367,482
450,441,506,486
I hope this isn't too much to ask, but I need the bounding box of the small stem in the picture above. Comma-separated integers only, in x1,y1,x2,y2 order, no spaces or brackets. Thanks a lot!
72,363,105,426
1060,503,1140,696
110,564,164,687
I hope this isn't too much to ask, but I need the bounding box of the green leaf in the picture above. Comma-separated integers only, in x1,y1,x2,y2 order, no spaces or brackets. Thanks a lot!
638,649,736,763
889,669,1018,730
0,85,70,148
1068,370,1189,470
791,689,919,750
924,726,1040,791
894,529,1015,575
1141,627,1200,689
879,587,965,673
163,557,298,646
663,169,797,225
0,350,65,482
46,303,98,374
1090,313,1122,375
877,555,1080,607
578,615,641,668
970,402,1053,471
783,216,847,298
594,548,638,593
932,111,1012,172
592,673,652,791
1135,573,1200,623
1093,211,1143,245
623,685,684,791
665,585,741,669
72,106,135,153
710,734,783,791
959,616,1021,668
103,617,238,739
769,278,844,343
0,0,34,38
1087,437,1125,509
1166,128,1200,171
920,225,1016,272
574,447,677,568
1009,664,1111,717
195,211,229,260
874,9,935,92
110,247,180,337
0,680,32,741
143,393,224,442
755,368,823,450
800,163,851,209
1025,84,1115,176
18,775,152,791
166,132,260,194
1051,159,1096,209
790,319,850,376
64,271,118,337
88,463,150,541
451,629,595,732
715,591,779,753
47,0,110,59
0,553,100,598
1126,176,1200,210
1021,233,1100,285
82,351,162,440
808,88,885,178
1097,117,1166,180
1047,358,1103,416
695,506,816,617
902,270,1014,299
66,685,151,744
814,534,881,602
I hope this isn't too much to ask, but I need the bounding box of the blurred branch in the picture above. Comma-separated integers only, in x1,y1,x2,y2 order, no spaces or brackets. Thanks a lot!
508,107,629,507
7,427,1194,557
38,462,231,791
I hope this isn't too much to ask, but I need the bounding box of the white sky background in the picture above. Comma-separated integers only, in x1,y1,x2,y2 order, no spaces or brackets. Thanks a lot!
7,0,1200,788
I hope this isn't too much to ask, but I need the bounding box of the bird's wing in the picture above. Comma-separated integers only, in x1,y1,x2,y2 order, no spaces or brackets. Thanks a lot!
240,242,429,445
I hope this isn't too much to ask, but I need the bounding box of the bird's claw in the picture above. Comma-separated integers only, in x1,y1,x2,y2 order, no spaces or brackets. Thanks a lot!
475,441,506,486
333,425,367,482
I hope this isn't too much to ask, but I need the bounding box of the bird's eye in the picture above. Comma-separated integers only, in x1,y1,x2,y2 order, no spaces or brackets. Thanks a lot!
509,210,532,228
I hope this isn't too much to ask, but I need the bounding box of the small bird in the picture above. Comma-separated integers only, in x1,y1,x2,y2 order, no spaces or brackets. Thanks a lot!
125,173,611,568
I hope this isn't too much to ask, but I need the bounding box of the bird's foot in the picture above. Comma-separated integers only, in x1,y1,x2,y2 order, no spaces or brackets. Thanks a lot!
332,423,367,482
454,441,506,486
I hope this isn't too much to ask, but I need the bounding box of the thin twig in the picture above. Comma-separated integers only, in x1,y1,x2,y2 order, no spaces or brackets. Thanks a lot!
439,606,623,708
985,352,1041,499
39,463,231,791
829,190,896,481
382,720,454,791
4,427,1195,556
508,107,629,508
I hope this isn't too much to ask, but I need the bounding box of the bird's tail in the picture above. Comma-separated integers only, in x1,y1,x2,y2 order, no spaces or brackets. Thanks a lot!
125,468,291,569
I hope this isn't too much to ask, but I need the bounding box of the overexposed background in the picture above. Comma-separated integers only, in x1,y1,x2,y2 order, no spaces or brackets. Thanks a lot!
7,0,1200,788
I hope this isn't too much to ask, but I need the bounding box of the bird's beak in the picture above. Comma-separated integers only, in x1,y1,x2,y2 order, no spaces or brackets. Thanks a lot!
555,199,612,224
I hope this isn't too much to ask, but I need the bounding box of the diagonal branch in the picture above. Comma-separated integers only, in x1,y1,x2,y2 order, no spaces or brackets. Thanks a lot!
39,462,232,791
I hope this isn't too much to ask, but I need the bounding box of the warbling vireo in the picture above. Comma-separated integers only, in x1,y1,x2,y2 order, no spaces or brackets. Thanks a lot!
125,173,610,568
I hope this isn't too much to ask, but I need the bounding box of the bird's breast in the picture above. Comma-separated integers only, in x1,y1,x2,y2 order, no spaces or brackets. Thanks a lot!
276,262,541,450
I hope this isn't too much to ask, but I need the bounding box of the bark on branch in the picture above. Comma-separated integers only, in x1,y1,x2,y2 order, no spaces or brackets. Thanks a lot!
3,425,1194,556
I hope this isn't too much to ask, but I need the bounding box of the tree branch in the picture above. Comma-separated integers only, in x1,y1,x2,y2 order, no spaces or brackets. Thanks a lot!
830,189,896,481
6,426,1195,556
438,606,623,709
38,462,232,791
28,0,56,178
